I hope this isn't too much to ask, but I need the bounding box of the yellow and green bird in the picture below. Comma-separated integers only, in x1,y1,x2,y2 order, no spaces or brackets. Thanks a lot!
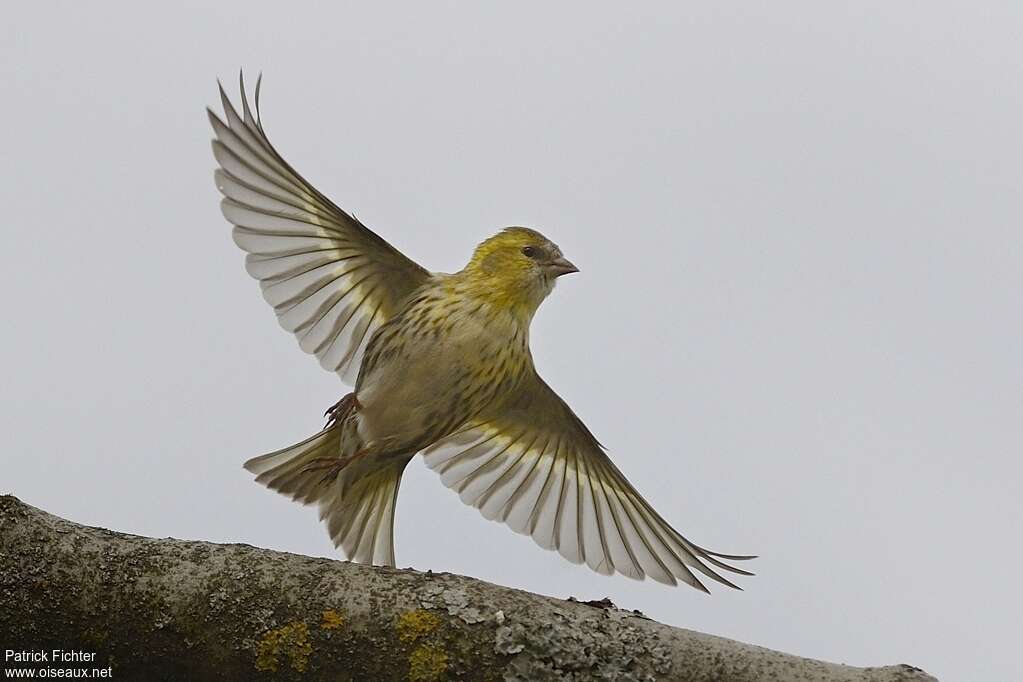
208,75,754,591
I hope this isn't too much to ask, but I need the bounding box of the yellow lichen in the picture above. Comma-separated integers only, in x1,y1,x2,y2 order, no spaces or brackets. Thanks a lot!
396,609,442,644
255,621,313,673
321,609,345,631
407,645,448,682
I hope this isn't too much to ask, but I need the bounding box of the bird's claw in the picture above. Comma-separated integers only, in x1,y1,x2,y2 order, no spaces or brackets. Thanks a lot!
301,449,370,486
300,457,348,486
324,393,358,430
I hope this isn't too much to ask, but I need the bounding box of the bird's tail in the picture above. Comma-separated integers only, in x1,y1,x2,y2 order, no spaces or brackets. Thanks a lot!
243,426,413,567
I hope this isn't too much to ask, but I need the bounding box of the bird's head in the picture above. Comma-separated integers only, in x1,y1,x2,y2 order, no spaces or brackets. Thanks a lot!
461,227,578,315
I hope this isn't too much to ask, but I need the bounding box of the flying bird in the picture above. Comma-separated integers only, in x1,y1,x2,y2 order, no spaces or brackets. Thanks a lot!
208,75,754,591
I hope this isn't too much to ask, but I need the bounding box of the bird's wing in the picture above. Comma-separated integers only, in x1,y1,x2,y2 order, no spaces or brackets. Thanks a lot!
423,372,755,590
208,75,431,384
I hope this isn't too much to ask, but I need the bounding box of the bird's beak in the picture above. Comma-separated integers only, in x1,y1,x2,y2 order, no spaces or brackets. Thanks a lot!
547,257,579,277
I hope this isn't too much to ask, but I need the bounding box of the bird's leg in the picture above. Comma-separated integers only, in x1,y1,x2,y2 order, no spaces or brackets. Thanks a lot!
301,393,367,486
324,392,359,430
300,448,370,486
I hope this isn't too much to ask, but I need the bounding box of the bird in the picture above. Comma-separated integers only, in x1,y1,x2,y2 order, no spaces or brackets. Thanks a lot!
207,74,754,592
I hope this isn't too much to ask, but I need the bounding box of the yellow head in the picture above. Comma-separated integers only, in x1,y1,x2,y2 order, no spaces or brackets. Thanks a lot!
460,227,578,315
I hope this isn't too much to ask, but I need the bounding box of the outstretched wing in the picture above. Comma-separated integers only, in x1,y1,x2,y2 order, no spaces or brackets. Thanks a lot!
208,74,431,384
423,372,755,591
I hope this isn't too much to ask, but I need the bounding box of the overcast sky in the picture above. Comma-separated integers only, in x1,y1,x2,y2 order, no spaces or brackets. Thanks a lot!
2,3,1020,680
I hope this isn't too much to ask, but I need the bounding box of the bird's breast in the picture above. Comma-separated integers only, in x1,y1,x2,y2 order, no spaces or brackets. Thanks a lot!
354,294,532,452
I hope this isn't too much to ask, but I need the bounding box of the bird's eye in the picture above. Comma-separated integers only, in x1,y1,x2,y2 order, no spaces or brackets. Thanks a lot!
522,246,537,258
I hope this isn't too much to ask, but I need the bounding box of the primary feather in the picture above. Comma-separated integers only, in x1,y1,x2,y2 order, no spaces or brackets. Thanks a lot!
209,74,429,383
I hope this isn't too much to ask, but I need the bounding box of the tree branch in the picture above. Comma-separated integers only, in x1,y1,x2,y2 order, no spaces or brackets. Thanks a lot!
0,495,936,681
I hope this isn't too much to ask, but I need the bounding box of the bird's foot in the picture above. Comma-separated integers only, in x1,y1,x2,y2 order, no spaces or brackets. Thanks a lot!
301,449,369,486
324,392,359,430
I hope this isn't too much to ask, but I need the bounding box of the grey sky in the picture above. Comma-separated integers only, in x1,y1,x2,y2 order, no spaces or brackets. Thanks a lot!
2,3,1020,680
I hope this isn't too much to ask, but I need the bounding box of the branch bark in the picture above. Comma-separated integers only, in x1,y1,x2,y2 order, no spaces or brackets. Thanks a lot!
0,495,936,681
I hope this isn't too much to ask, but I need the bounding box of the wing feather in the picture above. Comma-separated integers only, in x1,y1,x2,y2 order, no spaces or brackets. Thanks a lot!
422,373,755,590
209,73,430,382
